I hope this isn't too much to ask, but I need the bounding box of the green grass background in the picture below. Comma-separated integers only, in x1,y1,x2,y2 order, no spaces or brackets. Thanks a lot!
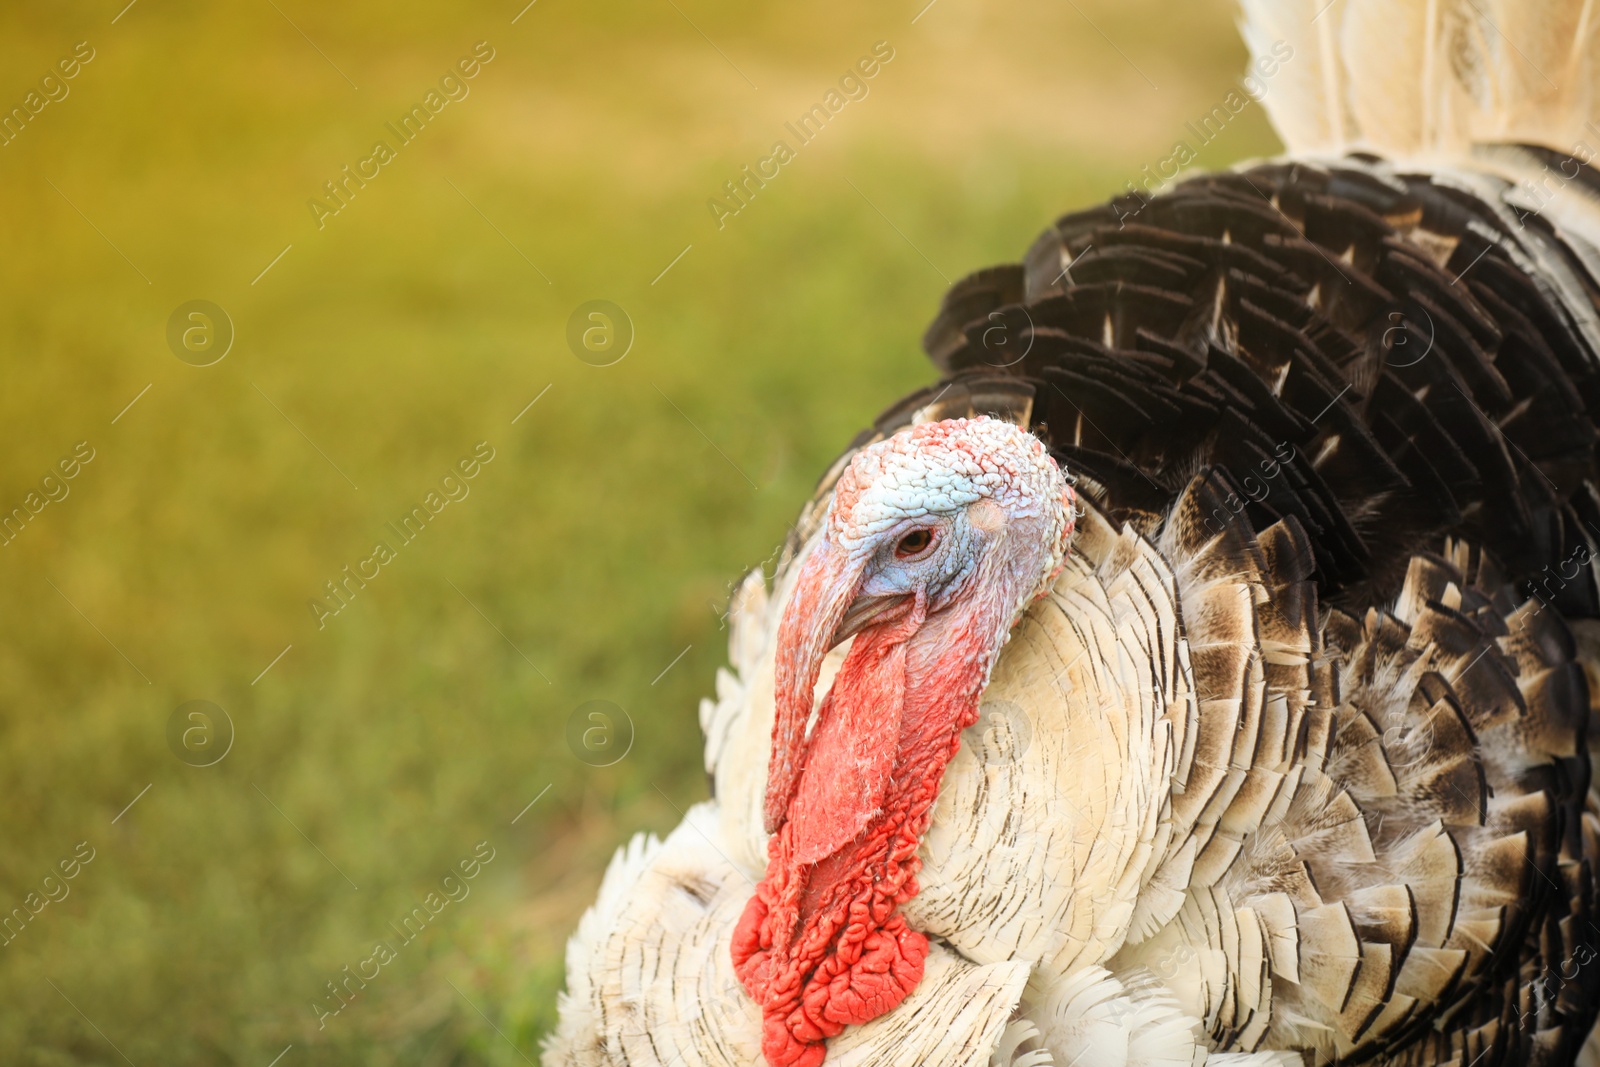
0,1,1278,1062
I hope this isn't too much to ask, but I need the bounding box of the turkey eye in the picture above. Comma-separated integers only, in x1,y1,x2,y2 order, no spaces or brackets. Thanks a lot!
894,529,934,559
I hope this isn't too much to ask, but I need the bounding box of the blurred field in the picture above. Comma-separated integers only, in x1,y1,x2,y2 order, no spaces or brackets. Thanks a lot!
0,1,1279,1063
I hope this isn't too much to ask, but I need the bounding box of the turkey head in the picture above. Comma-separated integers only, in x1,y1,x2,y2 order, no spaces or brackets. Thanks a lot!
732,416,1077,1067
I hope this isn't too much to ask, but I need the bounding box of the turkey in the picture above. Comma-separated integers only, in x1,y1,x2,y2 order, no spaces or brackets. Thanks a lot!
544,1,1600,1064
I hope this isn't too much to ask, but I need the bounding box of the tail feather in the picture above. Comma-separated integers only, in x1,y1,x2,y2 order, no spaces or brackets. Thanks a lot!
1239,0,1600,158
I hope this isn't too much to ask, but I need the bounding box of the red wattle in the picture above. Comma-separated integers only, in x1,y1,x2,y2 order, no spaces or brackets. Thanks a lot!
733,621,979,1067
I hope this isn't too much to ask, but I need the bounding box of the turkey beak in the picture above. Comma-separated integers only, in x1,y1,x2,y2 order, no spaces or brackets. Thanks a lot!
834,591,911,645
765,540,873,835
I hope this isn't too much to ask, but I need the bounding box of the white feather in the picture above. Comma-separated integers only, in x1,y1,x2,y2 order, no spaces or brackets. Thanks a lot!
1240,0,1600,157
